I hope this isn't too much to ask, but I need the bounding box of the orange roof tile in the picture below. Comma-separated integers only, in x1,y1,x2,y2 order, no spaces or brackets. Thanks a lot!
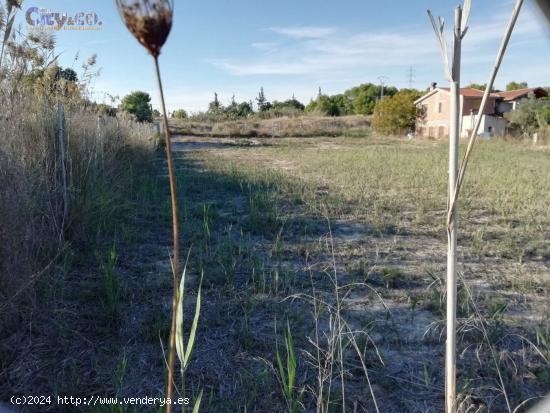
439,87,499,98
495,88,548,101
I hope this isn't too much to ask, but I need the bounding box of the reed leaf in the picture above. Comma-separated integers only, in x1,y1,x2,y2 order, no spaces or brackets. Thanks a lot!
175,264,202,371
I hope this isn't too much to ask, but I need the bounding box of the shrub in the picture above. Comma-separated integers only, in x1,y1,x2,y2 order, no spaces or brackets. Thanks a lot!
172,109,188,119
372,89,420,135
345,83,397,115
505,95,550,137
306,95,343,116
120,91,154,122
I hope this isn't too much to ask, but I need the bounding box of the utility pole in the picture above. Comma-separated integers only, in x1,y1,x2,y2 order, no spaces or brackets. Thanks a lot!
377,75,388,100
408,66,415,89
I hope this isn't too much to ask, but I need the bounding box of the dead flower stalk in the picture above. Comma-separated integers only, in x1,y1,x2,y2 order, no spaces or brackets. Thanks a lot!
115,1,182,411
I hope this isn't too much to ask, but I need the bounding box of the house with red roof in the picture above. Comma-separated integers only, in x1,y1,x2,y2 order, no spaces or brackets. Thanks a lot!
494,87,548,113
414,84,548,139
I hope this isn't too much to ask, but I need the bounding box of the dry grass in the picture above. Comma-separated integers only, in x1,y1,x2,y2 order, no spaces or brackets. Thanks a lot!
2,124,548,412
169,115,371,138
0,88,156,386
174,135,549,412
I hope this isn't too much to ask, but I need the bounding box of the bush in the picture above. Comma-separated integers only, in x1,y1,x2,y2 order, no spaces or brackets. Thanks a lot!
372,90,420,135
345,83,397,115
172,109,188,119
306,95,344,116
505,95,550,137
120,91,153,122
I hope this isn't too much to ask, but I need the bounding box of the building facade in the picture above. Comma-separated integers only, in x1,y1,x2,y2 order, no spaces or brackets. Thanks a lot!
414,86,547,139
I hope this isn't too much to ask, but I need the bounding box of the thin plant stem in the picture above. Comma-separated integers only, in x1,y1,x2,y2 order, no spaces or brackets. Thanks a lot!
153,55,181,413
445,7,462,413
326,218,345,413
447,0,524,226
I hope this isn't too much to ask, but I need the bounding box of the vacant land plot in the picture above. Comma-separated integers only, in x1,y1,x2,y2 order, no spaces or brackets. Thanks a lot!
172,136,549,412
6,135,548,413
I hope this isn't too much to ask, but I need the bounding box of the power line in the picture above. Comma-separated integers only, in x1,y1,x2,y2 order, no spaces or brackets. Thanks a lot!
408,66,416,89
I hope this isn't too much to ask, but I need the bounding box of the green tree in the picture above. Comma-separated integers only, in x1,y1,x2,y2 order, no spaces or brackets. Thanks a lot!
537,102,550,127
172,109,188,119
222,95,254,119
305,95,340,116
208,92,222,113
120,91,153,122
272,98,305,112
506,81,528,91
236,101,254,117
344,83,397,115
56,67,78,82
372,90,421,135
256,87,272,112
330,94,352,115
467,83,496,92
505,94,550,136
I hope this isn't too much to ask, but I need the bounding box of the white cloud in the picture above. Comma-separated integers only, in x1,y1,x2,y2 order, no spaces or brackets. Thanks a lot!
251,42,279,51
211,5,548,85
268,26,336,39
211,29,439,77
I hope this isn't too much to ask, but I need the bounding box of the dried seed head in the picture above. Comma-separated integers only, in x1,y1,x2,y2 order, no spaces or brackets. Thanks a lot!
7,0,22,12
116,0,173,57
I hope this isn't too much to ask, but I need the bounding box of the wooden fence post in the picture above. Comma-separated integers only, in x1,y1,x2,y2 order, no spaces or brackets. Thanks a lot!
56,100,68,237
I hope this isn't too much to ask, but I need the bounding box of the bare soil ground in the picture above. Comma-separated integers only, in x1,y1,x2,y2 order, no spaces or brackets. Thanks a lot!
3,135,548,413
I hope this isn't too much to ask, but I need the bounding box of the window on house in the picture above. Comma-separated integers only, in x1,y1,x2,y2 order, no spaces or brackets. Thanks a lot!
438,102,443,113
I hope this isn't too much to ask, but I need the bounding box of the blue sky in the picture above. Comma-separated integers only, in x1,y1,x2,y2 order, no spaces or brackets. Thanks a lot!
14,0,550,112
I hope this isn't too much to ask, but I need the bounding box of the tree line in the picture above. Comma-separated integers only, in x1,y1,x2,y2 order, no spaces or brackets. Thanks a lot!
117,80,549,138
118,83,405,122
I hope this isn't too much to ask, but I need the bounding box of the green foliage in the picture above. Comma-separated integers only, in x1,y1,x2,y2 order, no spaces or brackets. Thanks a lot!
505,94,550,136
372,89,421,135
92,103,117,116
256,87,272,112
172,109,188,119
120,91,153,122
275,322,303,413
57,67,78,82
536,102,550,126
381,267,403,289
225,99,254,119
271,98,305,112
305,94,344,116
208,92,221,113
331,94,353,115
100,243,121,324
468,83,495,92
175,266,202,372
235,101,254,117
305,83,398,116
469,83,486,91
346,83,398,115
506,81,528,91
